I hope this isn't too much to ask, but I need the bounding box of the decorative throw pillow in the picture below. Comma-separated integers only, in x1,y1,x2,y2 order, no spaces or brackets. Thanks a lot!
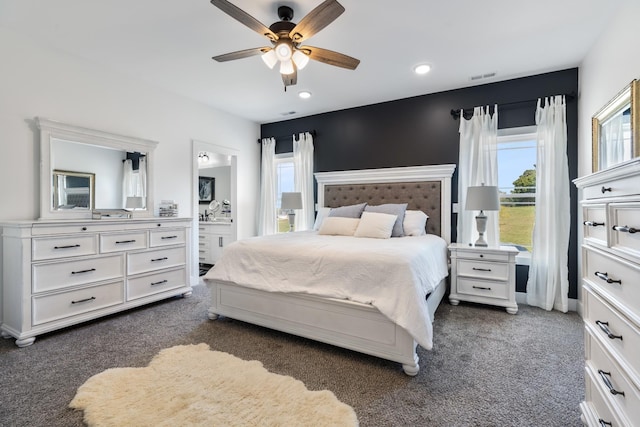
318,217,360,236
353,212,397,239
328,202,367,218
403,210,429,236
364,203,408,237
313,207,332,231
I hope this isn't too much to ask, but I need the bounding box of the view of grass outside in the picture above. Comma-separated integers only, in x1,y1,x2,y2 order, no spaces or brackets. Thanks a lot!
499,205,535,252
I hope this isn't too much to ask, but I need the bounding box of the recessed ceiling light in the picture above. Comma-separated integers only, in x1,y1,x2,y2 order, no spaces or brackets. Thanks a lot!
414,64,431,75
298,91,312,99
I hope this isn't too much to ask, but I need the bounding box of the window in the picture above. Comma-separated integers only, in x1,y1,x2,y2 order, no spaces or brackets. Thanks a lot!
497,126,537,252
275,154,294,232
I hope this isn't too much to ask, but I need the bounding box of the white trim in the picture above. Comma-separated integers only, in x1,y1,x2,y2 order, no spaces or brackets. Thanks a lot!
315,165,456,244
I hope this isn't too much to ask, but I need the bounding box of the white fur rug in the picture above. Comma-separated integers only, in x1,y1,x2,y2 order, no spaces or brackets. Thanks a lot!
70,343,358,426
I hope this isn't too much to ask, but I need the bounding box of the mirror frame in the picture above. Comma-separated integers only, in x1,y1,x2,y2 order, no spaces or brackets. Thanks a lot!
37,117,158,219
592,79,640,172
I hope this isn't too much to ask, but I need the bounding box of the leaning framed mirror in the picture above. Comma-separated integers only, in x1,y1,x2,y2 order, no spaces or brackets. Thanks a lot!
592,79,640,172
52,169,95,211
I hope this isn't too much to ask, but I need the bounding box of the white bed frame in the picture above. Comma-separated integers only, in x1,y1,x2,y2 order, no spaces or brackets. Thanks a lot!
206,165,455,375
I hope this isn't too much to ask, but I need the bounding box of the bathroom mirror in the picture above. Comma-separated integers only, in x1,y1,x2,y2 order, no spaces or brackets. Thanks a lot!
592,79,640,172
37,117,158,219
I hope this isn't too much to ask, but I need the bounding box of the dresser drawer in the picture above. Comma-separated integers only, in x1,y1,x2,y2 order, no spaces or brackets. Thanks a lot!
584,247,640,321
457,259,509,281
127,268,186,300
32,254,124,293
32,281,125,326
585,285,640,385
127,247,186,275
457,277,509,300
586,329,640,423
583,173,640,200
609,202,640,263
32,234,98,261
582,203,608,247
100,231,147,253
584,367,624,427
149,228,186,247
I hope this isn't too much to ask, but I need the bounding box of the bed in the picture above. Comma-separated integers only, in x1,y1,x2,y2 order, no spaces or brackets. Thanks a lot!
204,164,455,375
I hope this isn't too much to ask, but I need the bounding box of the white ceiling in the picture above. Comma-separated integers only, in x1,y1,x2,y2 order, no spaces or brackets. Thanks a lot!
0,0,623,124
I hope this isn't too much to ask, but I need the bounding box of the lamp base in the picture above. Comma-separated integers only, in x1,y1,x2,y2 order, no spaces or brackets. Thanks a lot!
287,212,296,232
474,210,489,247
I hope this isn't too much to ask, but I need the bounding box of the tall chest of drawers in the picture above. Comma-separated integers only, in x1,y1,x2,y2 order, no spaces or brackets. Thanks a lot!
1,218,192,347
574,159,640,426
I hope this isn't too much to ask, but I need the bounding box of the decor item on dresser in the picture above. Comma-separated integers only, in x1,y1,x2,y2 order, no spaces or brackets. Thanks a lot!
448,244,519,314
465,184,500,247
204,164,455,375
0,218,192,347
592,79,639,172
574,158,640,426
280,191,303,232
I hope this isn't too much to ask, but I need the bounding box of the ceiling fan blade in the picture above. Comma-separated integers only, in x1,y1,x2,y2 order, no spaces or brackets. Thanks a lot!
210,0,277,41
289,0,345,43
212,47,270,62
303,46,360,70
282,67,298,88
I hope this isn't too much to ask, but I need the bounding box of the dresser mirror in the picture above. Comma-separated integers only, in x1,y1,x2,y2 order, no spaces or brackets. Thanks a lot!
592,79,640,172
37,117,158,219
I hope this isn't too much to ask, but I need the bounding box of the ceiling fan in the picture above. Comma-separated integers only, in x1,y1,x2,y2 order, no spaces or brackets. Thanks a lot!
210,0,360,89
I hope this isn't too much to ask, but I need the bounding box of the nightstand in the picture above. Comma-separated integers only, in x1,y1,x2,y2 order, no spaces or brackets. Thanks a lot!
448,243,519,314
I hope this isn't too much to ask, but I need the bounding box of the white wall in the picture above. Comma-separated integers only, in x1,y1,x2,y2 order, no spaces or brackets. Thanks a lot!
578,0,640,178
0,27,260,240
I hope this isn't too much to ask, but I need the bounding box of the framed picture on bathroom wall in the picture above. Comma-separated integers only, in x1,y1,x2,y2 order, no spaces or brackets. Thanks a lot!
198,176,214,204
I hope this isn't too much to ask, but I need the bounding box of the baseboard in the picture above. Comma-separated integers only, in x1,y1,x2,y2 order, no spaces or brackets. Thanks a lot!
516,292,578,312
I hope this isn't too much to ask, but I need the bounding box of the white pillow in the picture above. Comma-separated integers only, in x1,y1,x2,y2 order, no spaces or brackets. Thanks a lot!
403,210,429,236
354,212,397,239
313,207,332,231
318,217,360,236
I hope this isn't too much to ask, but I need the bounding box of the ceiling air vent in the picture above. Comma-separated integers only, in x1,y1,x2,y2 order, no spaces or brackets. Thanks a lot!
280,111,297,116
470,72,497,82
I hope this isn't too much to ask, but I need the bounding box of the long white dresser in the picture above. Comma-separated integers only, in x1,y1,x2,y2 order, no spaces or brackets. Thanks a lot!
1,217,192,347
574,159,640,426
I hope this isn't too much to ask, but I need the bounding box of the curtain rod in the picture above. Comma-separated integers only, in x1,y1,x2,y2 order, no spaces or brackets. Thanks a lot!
450,92,576,120
257,130,316,143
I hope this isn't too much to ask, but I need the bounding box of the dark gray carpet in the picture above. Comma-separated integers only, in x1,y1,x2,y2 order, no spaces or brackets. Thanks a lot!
0,283,584,426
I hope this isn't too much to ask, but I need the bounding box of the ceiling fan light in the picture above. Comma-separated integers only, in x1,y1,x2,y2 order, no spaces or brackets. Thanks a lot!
292,50,310,70
280,59,294,75
261,49,278,69
275,42,292,61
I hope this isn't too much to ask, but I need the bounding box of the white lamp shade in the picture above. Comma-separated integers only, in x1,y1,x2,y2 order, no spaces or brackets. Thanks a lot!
465,186,500,211
126,196,145,209
279,59,294,75
261,49,278,69
292,50,310,70
281,192,303,210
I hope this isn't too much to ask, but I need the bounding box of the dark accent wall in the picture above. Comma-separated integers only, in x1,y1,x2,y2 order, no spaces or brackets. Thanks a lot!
261,68,579,299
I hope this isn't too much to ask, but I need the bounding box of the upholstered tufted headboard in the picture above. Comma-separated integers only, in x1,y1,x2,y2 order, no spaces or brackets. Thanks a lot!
315,165,456,243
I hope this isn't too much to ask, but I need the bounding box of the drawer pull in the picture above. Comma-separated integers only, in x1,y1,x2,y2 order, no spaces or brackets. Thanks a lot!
71,296,96,304
595,320,623,341
598,420,612,427
472,267,492,272
219,237,223,247
472,285,492,291
54,244,81,249
583,221,604,227
115,239,136,244
71,268,96,275
601,186,612,193
612,225,638,234
161,235,178,240
597,370,625,397
151,280,168,286
151,257,169,262
595,271,622,285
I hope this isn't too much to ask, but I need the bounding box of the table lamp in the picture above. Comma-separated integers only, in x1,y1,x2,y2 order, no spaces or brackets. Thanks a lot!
465,185,500,247
280,192,303,232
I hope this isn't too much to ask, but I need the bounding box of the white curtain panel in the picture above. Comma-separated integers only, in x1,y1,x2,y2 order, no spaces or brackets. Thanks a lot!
293,132,315,231
601,113,625,168
257,137,277,236
457,106,500,246
527,96,570,312
138,157,147,208
122,158,147,208
122,159,134,207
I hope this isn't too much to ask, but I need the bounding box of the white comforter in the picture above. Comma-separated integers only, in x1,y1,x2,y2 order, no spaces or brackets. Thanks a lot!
203,231,449,350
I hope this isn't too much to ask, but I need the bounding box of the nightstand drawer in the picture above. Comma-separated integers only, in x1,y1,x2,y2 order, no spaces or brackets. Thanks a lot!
457,277,509,300
457,260,509,281
456,250,509,263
